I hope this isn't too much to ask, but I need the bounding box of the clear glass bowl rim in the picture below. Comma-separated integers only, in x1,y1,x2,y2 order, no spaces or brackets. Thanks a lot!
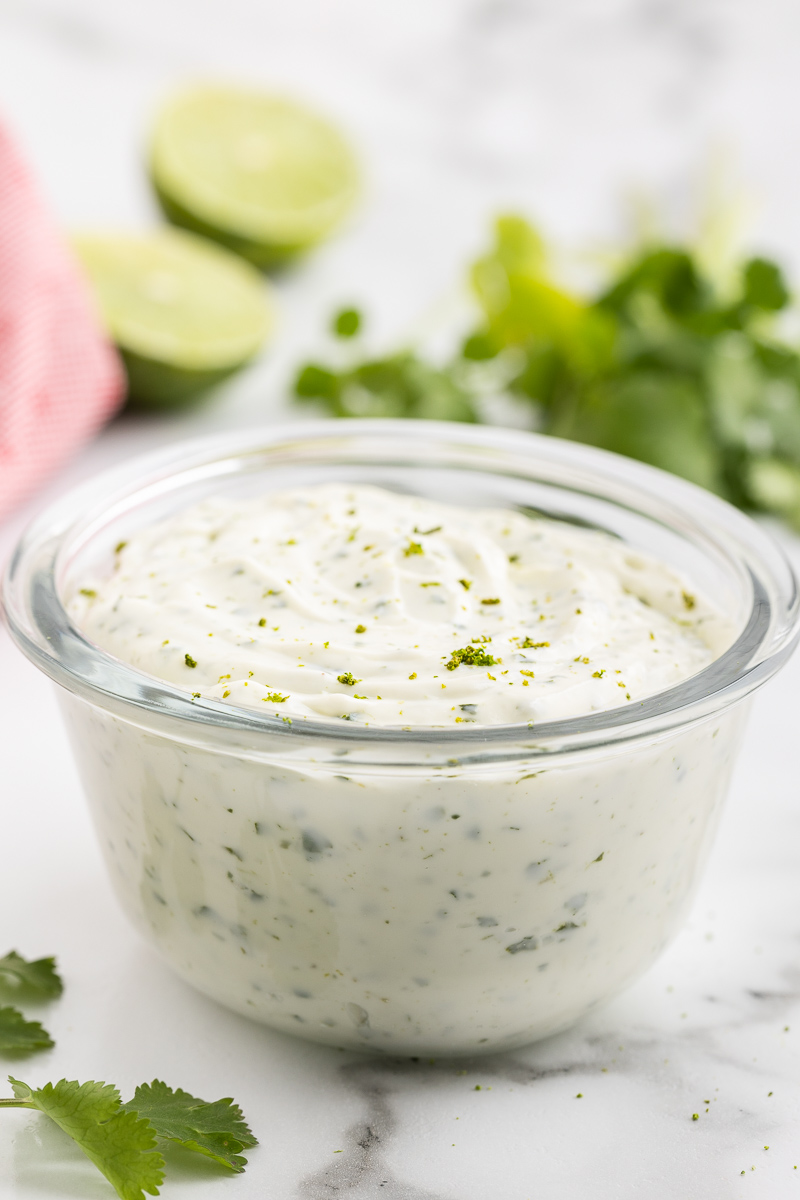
3,418,799,758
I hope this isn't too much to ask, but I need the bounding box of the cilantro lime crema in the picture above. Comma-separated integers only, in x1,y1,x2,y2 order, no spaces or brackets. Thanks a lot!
59,480,747,1055
69,483,727,726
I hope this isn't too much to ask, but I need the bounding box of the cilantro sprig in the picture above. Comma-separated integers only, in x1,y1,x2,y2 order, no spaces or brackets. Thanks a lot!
0,1009,54,1054
1,1078,164,1200
0,1076,258,1199
294,213,800,528
0,951,258,1195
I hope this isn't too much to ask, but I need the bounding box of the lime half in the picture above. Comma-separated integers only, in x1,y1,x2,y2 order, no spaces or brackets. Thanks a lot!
149,85,359,269
74,229,273,408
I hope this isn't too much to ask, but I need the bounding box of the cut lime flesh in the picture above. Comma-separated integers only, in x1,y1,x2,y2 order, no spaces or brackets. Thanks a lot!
150,86,359,268
74,229,273,407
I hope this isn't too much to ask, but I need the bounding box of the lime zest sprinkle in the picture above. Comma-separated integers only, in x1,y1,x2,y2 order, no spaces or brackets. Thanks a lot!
446,646,496,671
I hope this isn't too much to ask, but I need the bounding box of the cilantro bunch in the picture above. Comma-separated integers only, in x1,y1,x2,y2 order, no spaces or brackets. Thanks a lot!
0,951,257,1198
294,215,800,527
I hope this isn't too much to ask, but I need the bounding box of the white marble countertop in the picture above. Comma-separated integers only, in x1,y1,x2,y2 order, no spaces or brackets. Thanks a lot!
2,1,800,1196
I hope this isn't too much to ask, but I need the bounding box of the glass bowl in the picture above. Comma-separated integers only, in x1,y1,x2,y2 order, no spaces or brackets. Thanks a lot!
4,419,798,1055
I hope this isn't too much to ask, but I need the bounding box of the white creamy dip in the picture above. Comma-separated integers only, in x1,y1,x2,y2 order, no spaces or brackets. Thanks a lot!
62,480,743,1054
70,483,728,726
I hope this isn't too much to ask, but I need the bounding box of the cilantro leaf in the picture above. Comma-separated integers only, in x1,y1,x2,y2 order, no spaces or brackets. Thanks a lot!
5,1077,164,1200
294,352,478,422
742,257,790,312
122,1080,257,1173
0,1007,53,1054
0,951,62,998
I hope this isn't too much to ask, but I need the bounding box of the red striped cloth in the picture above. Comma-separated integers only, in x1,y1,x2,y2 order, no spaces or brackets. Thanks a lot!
0,121,124,520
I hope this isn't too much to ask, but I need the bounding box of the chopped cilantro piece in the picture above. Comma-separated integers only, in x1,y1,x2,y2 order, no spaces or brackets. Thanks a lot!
403,541,423,557
480,597,501,605
682,591,696,610
521,637,549,649
458,579,472,590
184,654,197,669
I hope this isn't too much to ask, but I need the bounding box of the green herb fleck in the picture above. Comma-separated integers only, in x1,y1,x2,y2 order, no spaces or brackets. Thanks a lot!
521,638,549,649
184,654,197,669
337,672,361,686
258,618,267,627
263,692,289,703
592,670,605,678
79,588,97,598
354,624,367,633
480,597,501,605
682,591,696,610
458,579,472,590
413,525,442,535
404,541,424,557
114,541,127,554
